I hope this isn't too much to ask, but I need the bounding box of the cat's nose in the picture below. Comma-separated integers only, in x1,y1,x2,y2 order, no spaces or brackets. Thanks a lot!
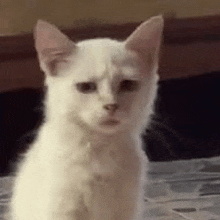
103,104,119,113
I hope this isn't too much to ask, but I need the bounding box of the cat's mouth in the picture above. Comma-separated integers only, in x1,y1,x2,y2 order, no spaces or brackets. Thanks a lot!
100,119,120,126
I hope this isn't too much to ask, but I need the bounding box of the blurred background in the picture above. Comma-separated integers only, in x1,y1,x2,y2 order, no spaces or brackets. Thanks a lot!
1,0,220,35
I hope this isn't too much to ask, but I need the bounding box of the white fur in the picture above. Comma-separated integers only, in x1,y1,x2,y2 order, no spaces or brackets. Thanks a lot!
9,16,163,220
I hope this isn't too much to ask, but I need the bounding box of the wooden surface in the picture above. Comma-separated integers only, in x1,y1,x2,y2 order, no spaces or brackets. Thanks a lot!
2,15,220,60
1,15,220,92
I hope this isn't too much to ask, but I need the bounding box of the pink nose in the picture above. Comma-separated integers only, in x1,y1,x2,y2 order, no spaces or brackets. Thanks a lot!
103,104,119,113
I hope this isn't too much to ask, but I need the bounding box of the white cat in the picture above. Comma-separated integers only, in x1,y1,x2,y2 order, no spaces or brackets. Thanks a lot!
9,15,163,220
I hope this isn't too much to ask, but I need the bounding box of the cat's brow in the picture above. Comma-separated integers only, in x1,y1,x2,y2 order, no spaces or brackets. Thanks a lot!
76,75,106,83
112,55,141,68
79,72,142,83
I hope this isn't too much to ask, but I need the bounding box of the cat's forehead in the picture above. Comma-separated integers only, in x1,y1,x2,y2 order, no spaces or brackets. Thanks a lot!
71,38,143,81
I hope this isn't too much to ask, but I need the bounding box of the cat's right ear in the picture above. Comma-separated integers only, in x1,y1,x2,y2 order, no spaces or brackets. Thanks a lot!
34,20,77,76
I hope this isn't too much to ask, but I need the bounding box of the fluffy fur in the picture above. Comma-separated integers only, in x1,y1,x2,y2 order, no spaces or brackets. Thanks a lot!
9,15,163,220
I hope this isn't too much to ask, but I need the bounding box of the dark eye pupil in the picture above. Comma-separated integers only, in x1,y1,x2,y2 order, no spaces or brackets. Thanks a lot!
76,82,96,93
119,80,139,92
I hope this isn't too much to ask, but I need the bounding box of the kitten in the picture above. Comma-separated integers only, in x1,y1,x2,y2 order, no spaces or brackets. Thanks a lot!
9,15,163,220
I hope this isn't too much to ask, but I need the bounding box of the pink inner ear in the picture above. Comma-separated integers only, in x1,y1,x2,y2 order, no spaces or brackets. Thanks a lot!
34,20,72,52
40,48,71,75
125,16,164,67
34,20,76,75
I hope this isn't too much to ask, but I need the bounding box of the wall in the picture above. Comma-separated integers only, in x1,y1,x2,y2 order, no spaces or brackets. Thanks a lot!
1,0,220,35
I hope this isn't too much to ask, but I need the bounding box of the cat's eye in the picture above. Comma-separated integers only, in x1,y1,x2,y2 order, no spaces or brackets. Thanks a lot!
119,80,140,92
76,82,97,93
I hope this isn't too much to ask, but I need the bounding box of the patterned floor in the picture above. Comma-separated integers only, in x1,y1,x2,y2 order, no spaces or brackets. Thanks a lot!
2,157,220,219
145,157,220,219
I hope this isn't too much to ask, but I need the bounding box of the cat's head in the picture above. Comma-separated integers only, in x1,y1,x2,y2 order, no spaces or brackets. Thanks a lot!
34,16,163,134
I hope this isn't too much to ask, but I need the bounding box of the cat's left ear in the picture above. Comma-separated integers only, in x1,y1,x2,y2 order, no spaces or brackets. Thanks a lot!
125,15,164,68
34,20,77,76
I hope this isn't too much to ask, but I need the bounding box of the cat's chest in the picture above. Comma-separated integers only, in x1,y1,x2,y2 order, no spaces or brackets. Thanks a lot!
89,143,139,182
90,148,118,178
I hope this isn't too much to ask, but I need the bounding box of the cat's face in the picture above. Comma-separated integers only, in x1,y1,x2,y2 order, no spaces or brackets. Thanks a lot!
50,40,157,133
34,16,163,134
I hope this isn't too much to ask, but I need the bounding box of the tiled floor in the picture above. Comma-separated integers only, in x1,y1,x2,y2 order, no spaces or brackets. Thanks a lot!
2,157,220,219
144,157,220,219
